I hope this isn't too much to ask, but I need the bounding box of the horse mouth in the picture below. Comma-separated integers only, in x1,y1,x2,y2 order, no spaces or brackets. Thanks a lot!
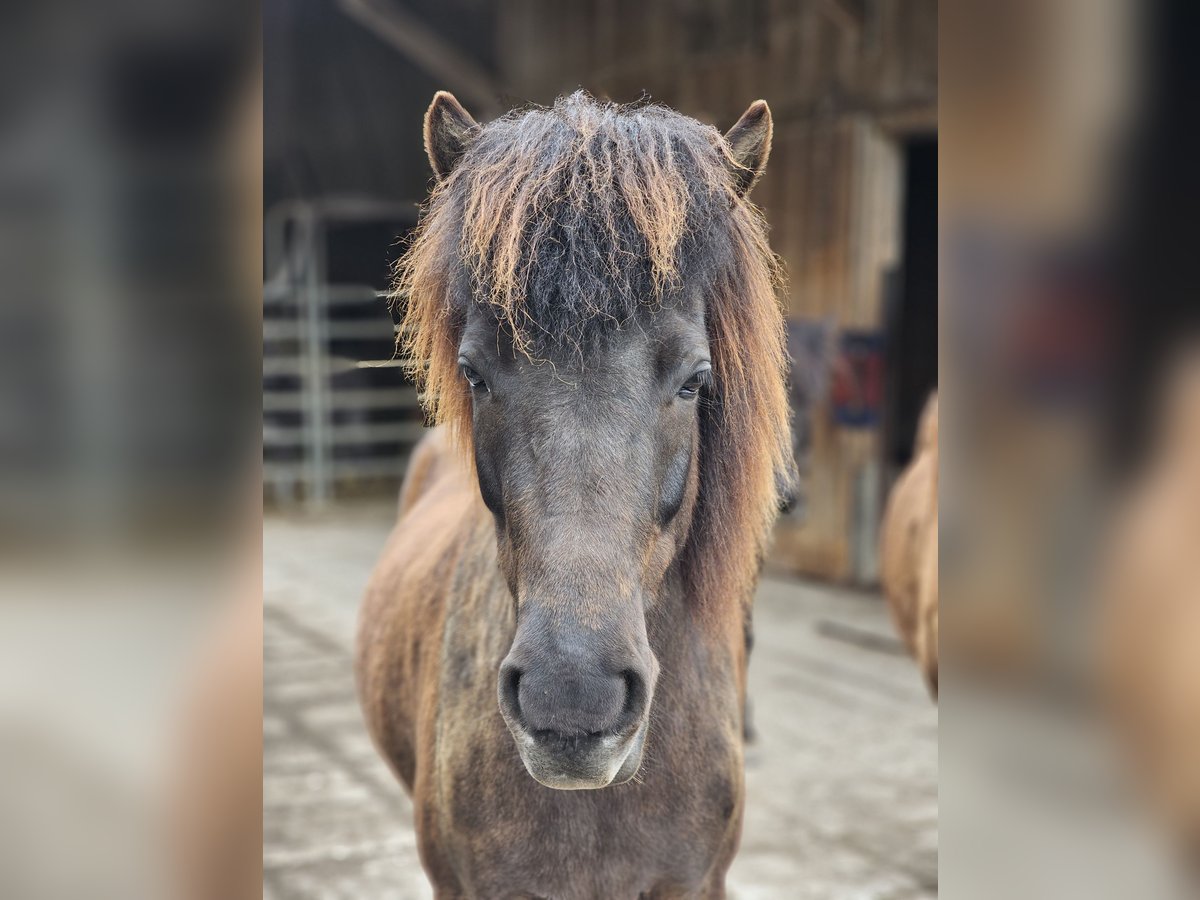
508,719,649,791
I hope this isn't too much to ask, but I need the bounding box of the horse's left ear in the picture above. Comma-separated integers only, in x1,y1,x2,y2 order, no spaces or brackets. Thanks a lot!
424,91,480,181
723,100,772,198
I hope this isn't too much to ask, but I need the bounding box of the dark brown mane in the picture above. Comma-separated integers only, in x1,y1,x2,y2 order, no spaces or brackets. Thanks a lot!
395,91,791,611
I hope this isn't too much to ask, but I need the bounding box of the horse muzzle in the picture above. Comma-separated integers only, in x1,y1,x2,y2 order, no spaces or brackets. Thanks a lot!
506,715,651,790
496,612,658,790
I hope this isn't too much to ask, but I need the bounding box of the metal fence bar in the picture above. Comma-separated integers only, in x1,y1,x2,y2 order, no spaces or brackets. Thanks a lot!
263,201,424,505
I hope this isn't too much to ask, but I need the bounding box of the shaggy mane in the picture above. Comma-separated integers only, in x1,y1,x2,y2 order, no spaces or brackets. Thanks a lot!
395,92,792,611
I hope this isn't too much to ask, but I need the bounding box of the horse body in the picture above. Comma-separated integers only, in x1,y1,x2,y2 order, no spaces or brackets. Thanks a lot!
358,91,790,898
1102,352,1200,865
880,392,939,698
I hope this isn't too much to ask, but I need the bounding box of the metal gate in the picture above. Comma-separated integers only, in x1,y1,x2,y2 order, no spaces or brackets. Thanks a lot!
263,198,424,505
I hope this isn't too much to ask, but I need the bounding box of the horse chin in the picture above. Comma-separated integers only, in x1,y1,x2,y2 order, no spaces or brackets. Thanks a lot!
513,720,649,791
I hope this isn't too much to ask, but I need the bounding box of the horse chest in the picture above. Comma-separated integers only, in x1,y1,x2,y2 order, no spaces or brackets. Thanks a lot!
421,648,744,899
431,729,743,899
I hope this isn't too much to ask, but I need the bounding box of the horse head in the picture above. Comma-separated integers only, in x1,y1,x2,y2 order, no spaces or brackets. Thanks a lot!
401,90,787,789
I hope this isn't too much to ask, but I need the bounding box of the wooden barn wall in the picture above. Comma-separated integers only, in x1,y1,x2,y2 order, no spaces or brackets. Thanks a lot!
495,0,936,582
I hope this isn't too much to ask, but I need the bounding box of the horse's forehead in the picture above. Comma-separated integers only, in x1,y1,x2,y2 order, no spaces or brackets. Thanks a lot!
510,331,657,384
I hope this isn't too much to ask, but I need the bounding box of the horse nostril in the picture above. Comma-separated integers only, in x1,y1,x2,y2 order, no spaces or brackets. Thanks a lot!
619,668,648,729
499,664,522,721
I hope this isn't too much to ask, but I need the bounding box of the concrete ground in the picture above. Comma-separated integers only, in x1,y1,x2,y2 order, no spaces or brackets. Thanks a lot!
264,503,938,899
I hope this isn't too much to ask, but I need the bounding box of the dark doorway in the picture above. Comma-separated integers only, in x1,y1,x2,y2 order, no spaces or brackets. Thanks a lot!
883,136,938,482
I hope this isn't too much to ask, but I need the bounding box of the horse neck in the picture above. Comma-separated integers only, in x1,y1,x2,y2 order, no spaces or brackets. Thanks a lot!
646,560,750,701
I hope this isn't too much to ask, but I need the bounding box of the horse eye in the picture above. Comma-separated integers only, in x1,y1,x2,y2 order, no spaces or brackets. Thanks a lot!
459,360,488,392
677,366,712,400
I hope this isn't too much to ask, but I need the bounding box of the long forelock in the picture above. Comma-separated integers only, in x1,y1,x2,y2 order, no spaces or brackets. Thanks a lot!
454,93,736,352
397,91,792,614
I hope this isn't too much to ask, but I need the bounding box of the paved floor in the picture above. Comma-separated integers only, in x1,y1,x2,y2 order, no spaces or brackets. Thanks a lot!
264,503,938,899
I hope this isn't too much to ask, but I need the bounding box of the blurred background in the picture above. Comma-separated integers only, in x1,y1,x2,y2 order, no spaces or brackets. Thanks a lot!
0,0,260,897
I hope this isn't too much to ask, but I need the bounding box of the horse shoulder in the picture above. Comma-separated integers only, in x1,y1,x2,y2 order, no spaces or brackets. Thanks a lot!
397,425,456,517
357,429,479,791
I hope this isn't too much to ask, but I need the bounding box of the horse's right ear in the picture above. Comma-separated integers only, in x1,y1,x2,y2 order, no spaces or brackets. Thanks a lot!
424,91,480,181
723,99,772,198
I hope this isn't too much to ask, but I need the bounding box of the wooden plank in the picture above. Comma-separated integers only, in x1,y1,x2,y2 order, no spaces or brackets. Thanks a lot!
337,0,506,116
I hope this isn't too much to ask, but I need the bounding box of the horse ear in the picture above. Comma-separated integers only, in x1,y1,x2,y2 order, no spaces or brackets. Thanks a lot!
424,91,480,181
723,100,772,198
